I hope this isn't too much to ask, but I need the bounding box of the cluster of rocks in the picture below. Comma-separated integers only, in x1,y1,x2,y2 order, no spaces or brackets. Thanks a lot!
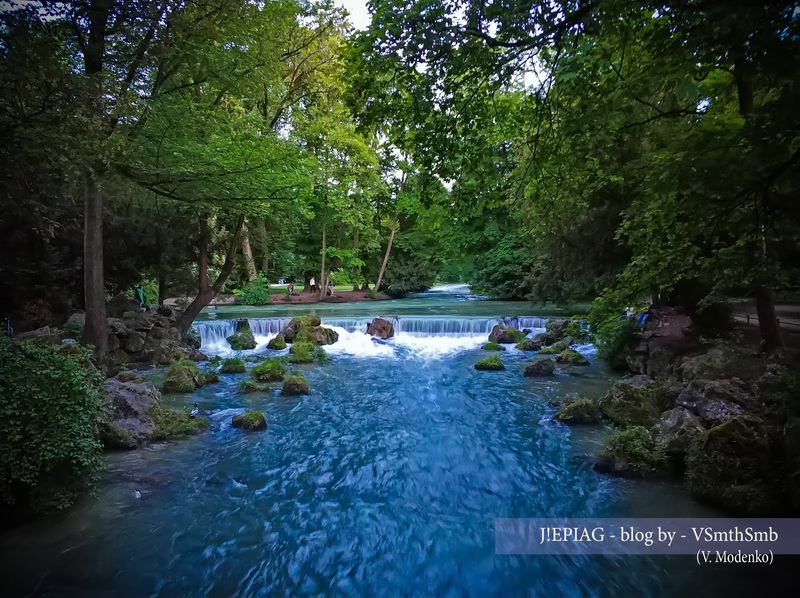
475,319,591,374
60,299,205,367
100,372,209,449
552,319,800,515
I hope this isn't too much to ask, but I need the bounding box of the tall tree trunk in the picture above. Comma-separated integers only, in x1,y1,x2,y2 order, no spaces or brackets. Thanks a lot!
374,215,398,294
258,220,269,275
82,171,108,361
80,0,111,364
241,220,257,280
733,40,782,352
177,215,245,333
318,222,327,300
351,229,360,291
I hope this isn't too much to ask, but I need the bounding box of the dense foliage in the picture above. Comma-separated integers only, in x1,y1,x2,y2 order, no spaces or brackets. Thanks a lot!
0,338,104,513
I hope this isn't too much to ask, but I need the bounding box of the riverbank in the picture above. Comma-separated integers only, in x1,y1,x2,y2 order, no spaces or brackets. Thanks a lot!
164,289,393,307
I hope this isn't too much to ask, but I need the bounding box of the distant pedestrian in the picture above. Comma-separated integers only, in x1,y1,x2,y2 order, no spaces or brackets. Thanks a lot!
310,277,316,293
134,284,145,308
288,283,294,296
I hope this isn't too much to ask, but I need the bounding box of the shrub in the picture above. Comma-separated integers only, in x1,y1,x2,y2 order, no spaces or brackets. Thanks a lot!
252,357,286,382
482,342,506,351
0,337,104,513
282,374,310,395
220,358,246,374
147,405,209,440
475,355,505,370
289,341,315,364
593,316,639,367
232,273,271,306
313,346,330,363
267,336,287,350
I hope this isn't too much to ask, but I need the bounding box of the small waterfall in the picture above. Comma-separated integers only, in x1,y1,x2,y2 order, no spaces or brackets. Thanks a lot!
249,318,292,337
321,318,381,333
503,316,548,330
393,316,502,337
195,320,236,345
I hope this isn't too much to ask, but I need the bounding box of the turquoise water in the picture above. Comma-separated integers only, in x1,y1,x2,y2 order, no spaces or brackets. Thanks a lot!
0,286,792,596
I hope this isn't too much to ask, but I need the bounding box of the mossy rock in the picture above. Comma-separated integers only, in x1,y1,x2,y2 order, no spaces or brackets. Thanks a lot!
252,357,286,382
488,325,526,344
515,339,542,351
475,355,505,370
99,423,137,449
597,380,660,427
523,358,555,377
594,426,666,477
163,360,203,393
482,342,506,351
231,410,267,431
239,379,270,393
289,341,315,364
686,416,777,515
183,326,202,350
267,335,287,350
114,370,140,383
554,398,602,424
538,336,574,355
220,358,246,374
282,375,310,396
203,370,220,384
281,315,337,345
556,349,589,366
226,329,256,351
147,404,209,440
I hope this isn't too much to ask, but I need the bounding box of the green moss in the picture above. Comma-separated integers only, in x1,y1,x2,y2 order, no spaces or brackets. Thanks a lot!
598,381,660,428
252,357,286,382
99,423,137,450
475,355,505,371
239,379,269,393
147,404,209,440
220,358,246,374
313,346,330,363
515,339,542,351
553,398,602,424
482,342,506,351
231,410,267,431
163,360,202,393
595,426,666,477
267,335,287,350
202,369,220,384
226,329,256,350
556,349,590,365
282,374,310,396
289,341,315,363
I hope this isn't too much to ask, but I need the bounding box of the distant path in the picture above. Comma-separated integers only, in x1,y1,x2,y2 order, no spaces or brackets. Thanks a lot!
732,303,800,329
163,289,393,307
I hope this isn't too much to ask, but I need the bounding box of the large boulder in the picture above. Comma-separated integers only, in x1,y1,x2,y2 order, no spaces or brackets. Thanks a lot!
475,355,505,371
538,336,574,355
108,293,139,318
515,339,542,351
122,311,154,332
523,358,555,377
367,317,395,339
533,332,557,346
101,378,162,448
267,335,287,350
598,380,660,428
227,329,257,351
686,416,777,515
282,375,310,396
163,360,204,393
157,304,177,320
553,397,602,425
280,315,337,345
488,325,524,344
546,320,570,340
123,331,146,354
676,378,759,427
232,410,268,431
679,343,743,381
594,426,666,477
556,349,589,365
153,339,204,365
181,326,202,350
650,407,706,465
625,333,698,379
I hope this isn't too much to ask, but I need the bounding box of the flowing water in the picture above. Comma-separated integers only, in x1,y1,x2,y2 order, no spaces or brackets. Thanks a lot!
0,286,792,596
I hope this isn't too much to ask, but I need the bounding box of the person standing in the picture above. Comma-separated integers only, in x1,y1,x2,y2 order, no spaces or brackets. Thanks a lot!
288,283,294,296
134,284,145,308
309,277,316,294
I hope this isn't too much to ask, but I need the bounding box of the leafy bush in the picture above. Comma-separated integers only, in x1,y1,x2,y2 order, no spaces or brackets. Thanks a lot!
601,426,666,476
475,355,505,370
252,357,286,381
233,273,271,306
0,337,104,512
482,342,506,351
220,358,246,374
593,316,639,367
289,341,315,363
147,405,208,440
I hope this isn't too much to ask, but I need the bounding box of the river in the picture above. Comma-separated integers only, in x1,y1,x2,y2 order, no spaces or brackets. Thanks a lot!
0,285,793,596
